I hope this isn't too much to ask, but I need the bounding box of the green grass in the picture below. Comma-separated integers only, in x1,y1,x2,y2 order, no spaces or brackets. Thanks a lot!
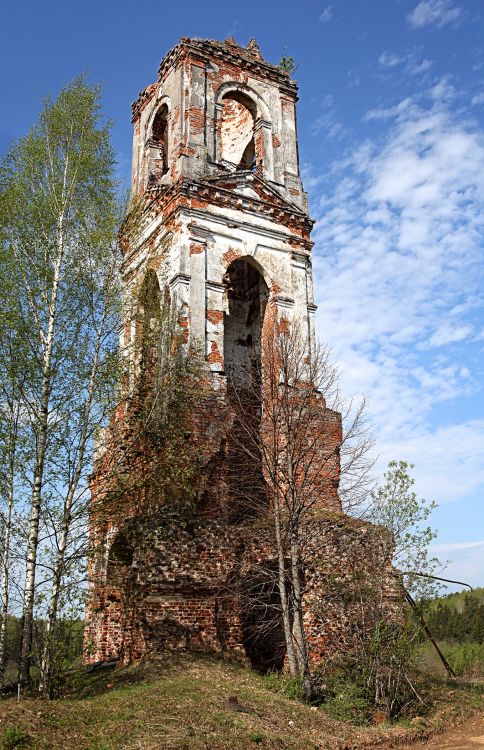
418,639,484,678
0,655,483,750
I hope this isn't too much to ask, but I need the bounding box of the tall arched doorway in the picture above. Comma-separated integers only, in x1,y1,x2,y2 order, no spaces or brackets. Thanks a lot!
223,257,268,389
222,258,269,522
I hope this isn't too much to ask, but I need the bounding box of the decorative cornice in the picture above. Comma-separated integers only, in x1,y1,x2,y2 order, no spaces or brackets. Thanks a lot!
169,272,191,288
271,295,295,309
206,280,226,293
156,37,297,95
139,176,312,242
120,175,315,263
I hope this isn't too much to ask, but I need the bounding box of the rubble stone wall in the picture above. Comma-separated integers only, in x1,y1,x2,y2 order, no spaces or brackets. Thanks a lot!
84,509,400,670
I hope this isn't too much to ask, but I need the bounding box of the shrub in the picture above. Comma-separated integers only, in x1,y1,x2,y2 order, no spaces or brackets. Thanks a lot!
442,642,484,678
1,726,31,749
262,672,302,701
322,679,370,724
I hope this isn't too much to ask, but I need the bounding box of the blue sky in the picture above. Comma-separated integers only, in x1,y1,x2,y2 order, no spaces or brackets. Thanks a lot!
2,0,483,588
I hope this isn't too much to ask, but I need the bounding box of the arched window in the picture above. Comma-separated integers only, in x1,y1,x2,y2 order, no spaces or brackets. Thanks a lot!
220,92,258,171
148,104,169,182
106,532,133,586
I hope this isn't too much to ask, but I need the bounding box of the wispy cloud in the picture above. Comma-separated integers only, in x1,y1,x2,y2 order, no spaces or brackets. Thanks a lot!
319,6,333,23
430,540,484,588
427,323,473,348
407,57,434,75
377,49,434,78
379,51,402,68
472,93,484,107
310,79,484,507
311,94,347,139
432,540,484,553
407,0,462,30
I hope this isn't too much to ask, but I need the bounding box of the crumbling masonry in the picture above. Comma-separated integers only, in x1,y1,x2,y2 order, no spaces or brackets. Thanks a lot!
84,37,400,671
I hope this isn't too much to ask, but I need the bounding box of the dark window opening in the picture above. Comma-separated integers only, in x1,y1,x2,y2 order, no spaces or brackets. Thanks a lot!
223,258,268,390
223,258,269,522
106,532,134,586
149,104,169,182
239,139,256,171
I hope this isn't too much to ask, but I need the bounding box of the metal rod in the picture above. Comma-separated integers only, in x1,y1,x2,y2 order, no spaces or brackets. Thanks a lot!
403,571,473,591
404,589,456,678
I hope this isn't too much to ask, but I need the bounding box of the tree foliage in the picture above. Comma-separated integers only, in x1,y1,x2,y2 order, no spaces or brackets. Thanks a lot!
0,76,120,694
370,461,441,598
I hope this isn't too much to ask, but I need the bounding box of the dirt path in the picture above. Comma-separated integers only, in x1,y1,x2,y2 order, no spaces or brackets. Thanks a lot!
390,716,484,749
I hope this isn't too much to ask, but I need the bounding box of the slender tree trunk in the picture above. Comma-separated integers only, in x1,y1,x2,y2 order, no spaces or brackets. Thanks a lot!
272,485,298,676
290,526,311,698
39,305,108,696
18,218,65,688
0,455,15,681
284,411,310,690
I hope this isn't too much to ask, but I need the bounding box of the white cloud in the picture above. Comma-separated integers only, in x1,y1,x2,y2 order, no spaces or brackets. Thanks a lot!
377,50,434,77
432,541,484,553
312,95,346,139
428,75,455,100
472,93,484,106
364,97,413,121
430,541,484,589
319,6,333,23
427,323,473,347
407,57,434,75
311,81,484,508
379,51,402,68
407,0,462,29
376,420,484,503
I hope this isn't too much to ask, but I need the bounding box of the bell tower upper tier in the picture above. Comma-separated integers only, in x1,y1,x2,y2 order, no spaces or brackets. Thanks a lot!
130,37,307,212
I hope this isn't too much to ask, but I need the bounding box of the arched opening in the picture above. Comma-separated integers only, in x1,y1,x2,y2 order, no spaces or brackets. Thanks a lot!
106,531,134,586
148,103,169,182
223,258,268,389
220,92,257,170
138,270,162,392
222,258,269,522
241,564,286,673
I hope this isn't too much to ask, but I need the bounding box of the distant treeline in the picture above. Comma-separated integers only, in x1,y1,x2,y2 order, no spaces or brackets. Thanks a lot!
3,617,84,685
423,589,484,644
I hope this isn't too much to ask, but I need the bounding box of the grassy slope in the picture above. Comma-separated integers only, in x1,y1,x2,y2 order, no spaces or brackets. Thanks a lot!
1,656,483,750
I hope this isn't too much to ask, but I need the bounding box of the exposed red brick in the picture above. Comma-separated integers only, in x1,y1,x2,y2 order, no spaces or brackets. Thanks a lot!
85,35,401,674
206,310,224,324
223,247,242,266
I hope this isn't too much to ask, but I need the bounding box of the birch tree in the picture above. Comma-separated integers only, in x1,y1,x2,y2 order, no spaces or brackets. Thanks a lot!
370,460,441,598
0,240,30,681
0,77,119,689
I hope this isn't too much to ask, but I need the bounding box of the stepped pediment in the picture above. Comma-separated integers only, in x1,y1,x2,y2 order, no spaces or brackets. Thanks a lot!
200,171,307,217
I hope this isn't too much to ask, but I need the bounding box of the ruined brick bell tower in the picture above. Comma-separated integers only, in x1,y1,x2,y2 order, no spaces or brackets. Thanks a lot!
84,37,398,670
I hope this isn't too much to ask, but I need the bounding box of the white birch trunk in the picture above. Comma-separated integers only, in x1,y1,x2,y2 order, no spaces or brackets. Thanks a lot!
0,454,15,680
39,296,110,696
18,205,66,687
